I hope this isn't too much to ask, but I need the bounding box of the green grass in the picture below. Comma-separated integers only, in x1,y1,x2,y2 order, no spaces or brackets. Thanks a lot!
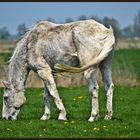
0,49,140,137
0,52,12,70
0,52,12,63
0,86,140,138
112,49,140,80
1,49,140,80
0,49,140,87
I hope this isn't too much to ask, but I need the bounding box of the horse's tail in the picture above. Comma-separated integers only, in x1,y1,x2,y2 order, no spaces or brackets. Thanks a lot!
54,26,115,73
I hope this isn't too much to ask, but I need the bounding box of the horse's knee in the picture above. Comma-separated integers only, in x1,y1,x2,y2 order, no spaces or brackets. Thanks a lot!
37,67,52,79
91,85,99,98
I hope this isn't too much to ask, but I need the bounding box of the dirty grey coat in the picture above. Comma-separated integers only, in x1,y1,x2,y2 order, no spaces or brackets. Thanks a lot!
2,19,115,121
20,19,115,74
9,19,115,91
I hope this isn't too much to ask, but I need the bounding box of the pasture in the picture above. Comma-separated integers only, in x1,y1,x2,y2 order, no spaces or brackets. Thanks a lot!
0,48,140,138
0,86,140,138
0,49,140,87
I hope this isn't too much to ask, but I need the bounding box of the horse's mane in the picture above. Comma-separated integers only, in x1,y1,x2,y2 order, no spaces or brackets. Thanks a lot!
9,21,45,64
8,32,29,65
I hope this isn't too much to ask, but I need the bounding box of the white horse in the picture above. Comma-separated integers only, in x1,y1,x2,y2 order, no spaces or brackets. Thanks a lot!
2,19,115,122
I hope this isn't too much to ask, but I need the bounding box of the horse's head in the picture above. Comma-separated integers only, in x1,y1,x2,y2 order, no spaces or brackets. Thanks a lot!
2,80,26,120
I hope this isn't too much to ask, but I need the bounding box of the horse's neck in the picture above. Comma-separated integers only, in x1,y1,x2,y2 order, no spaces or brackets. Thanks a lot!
9,46,29,92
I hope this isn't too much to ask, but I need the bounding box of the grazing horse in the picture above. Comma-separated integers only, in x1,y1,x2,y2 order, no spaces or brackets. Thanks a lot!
2,19,115,122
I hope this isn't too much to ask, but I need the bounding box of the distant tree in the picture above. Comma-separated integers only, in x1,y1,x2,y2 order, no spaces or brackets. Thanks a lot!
17,24,28,38
0,27,11,40
90,15,103,23
121,25,135,39
103,17,122,39
78,15,87,21
133,9,140,37
46,17,56,23
65,18,74,23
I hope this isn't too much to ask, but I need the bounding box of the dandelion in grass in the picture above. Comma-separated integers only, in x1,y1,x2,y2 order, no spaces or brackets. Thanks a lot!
78,96,83,99
103,125,107,128
40,93,43,96
71,121,74,124
43,128,46,131
6,128,12,131
93,127,100,131
83,129,87,132
93,127,97,131
64,121,68,125
73,98,76,101
6,128,10,131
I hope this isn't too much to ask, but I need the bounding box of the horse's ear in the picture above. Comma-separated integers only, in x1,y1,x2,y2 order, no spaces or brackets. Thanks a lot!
2,80,10,89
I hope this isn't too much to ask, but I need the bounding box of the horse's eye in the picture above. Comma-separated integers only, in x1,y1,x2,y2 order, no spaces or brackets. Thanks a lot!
4,96,8,100
14,106,20,110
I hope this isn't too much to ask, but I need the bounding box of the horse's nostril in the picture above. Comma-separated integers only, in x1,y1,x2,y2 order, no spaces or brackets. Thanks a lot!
8,116,12,120
3,117,6,120
14,106,20,110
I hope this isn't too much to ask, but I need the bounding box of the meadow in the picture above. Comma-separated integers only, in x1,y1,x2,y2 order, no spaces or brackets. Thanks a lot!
0,41,140,138
0,48,140,87
0,86,140,138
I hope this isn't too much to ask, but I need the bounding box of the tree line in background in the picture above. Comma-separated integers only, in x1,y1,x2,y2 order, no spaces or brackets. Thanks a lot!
0,9,140,41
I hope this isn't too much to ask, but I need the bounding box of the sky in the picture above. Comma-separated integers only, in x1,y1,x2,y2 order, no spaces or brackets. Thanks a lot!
0,2,140,35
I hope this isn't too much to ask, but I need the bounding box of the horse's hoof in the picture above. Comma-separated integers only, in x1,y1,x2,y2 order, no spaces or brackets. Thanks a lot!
58,114,67,121
40,114,50,120
88,114,100,122
58,116,67,121
58,111,67,121
88,117,95,122
104,115,112,120
58,118,67,121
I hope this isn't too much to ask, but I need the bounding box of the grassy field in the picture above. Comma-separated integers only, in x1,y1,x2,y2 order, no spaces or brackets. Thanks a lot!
0,86,140,138
112,49,140,86
0,46,140,137
113,49,140,79
0,49,140,87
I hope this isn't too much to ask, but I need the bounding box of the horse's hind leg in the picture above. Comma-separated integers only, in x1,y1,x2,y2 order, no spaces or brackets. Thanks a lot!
37,65,67,121
84,68,100,122
40,82,51,120
99,50,114,120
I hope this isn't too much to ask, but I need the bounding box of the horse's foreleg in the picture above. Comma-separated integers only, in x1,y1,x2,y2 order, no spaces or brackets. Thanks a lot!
37,67,67,121
40,82,51,120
